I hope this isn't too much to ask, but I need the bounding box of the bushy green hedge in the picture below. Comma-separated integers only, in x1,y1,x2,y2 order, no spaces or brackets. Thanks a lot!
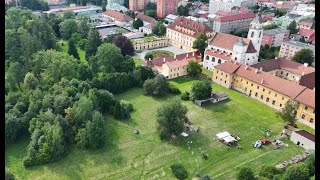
171,163,188,179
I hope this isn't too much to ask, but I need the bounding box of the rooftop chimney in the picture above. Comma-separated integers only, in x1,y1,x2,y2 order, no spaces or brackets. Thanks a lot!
302,71,305,76
245,65,248,70
313,87,315,91
174,54,176,59
255,69,258,73
275,57,278,60
186,53,189,57
304,63,308,67
163,57,166,62
192,52,195,56
149,58,151,61
260,67,263,71
261,79,264,84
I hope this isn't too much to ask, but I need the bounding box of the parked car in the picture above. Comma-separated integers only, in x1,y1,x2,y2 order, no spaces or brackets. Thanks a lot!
261,139,270,145
253,140,262,148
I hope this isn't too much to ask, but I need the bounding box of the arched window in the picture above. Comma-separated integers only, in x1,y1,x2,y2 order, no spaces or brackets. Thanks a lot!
212,57,215,62
218,59,221,64
251,31,254,38
206,55,209,60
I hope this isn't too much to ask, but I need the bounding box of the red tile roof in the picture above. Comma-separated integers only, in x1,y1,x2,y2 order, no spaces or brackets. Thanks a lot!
307,33,315,42
142,51,202,67
104,9,133,23
298,29,315,37
167,16,213,38
214,13,256,22
165,58,192,69
209,33,257,53
299,72,315,89
136,13,156,24
205,49,232,61
215,62,311,101
251,58,315,75
298,20,314,28
294,130,315,142
294,88,315,108
215,10,235,16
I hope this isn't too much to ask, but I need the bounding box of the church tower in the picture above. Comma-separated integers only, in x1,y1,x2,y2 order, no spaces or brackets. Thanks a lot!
247,11,263,54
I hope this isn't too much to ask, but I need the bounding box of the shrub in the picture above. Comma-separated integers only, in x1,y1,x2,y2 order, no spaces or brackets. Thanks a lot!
181,91,190,101
171,163,188,179
143,75,169,96
113,100,132,120
237,167,255,180
283,163,309,180
5,171,15,180
169,84,181,94
259,166,282,179
200,174,212,180
304,154,315,176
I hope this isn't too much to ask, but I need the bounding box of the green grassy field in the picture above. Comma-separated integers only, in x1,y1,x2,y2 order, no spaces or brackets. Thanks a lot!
57,41,87,64
146,50,175,60
133,57,143,67
5,77,305,180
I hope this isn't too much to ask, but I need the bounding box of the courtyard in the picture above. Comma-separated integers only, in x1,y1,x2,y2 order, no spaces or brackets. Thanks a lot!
133,46,188,60
5,77,305,179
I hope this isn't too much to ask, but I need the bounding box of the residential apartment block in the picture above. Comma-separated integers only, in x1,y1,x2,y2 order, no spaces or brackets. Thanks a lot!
129,0,147,11
142,52,202,79
209,0,242,13
212,12,256,33
297,18,314,30
261,28,290,47
203,13,263,70
157,0,179,18
166,16,214,52
212,61,315,128
278,41,315,61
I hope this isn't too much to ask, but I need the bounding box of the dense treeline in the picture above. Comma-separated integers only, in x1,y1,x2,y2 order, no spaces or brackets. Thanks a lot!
5,7,155,167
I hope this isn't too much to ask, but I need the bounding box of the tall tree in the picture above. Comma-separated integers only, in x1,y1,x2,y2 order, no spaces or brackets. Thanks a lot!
85,28,102,59
292,49,314,65
63,11,75,19
143,75,169,96
192,33,208,58
77,16,91,38
187,61,202,76
190,81,212,100
177,5,189,16
152,21,166,36
112,35,135,56
157,99,188,140
94,43,124,73
146,10,156,18
277,100,299,125
68,38,80,60
133,18,144,29
287,20,298,34
60,19,78,40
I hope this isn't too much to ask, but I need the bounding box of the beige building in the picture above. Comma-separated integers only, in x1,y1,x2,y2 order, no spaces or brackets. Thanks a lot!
279,41,315,62
142,52,202,79
166,16,214,52
212,61,315,128
131,37,170,51
290,130,315,150
103,9,133,26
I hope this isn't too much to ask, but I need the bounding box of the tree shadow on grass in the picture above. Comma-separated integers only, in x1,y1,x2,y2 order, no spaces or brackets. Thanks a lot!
201,99,231,113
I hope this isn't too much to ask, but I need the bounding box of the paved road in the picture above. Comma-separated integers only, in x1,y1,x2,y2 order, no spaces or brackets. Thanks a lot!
133,46,188,59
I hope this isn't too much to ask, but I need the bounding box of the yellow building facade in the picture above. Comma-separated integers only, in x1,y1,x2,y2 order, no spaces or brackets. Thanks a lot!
132,38,170,51
212,62,315,128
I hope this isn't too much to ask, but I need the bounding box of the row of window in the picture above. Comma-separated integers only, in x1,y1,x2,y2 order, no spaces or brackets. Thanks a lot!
301,114,314,123
205,56,222,63
170,67,185,72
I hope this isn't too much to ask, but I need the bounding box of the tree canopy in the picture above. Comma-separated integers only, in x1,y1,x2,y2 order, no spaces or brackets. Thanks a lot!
112,35,135,56
190,81,212,100
187,61,202,76
292,49,314,66
287,20,298,34
152,21,166,37
277,100,299,125
237,167,255,180
157,99,188,140
133,18,144,29
192,33,208,58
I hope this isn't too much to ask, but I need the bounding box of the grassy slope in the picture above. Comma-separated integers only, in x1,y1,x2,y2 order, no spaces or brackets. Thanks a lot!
57,41,87,64
5,77,304,180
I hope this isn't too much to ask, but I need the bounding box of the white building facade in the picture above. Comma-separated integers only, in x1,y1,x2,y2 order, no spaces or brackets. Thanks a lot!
209,0,242,13
203,13,263,70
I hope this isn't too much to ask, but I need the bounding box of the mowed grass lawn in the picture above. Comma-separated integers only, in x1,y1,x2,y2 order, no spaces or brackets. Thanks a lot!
5,77,305,180
57,41,87,64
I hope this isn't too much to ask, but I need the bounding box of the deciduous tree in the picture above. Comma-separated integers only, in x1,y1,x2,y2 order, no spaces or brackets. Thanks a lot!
277,100,299,126
292,49,314,66
193,33,208,58
112,35,135,56
187,61,202,76
190,81,212,100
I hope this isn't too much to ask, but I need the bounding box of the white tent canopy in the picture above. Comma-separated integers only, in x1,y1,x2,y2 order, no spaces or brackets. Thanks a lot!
216,131,231,139
223,136,236,143
181,132,189,137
